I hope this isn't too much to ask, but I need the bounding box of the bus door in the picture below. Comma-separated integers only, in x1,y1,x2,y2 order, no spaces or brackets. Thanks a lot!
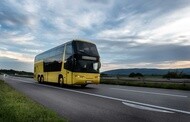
65,70,72,84
44,72,48,81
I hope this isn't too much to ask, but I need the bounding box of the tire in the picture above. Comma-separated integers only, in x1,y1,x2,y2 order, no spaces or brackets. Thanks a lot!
58,76,64,87
38,76,41,83
41,76,44,83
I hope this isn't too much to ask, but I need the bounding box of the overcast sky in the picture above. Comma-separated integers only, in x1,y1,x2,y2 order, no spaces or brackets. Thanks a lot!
0,0,190,72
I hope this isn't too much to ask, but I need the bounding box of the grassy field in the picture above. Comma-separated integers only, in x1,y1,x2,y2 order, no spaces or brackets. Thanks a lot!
0,80,66,122
100,78,190,90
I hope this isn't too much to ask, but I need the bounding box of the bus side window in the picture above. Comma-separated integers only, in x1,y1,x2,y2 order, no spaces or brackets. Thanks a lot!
65,44,73,60
64,44,73,70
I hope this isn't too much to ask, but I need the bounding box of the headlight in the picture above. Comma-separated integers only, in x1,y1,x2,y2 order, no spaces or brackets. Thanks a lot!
95,76,100,78
75,75,84,78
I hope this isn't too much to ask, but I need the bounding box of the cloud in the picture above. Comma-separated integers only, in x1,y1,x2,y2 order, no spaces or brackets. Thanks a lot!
0,57,33,71
101,60,190,71
138,7,190,45
0,50,34,63
96,39,190,71
10,34,37,46
98,41,190,62
72,11,106,29
97,4,190,44
23,49,42,53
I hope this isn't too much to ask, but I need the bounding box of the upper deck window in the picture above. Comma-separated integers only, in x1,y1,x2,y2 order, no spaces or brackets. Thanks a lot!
74,41,99,57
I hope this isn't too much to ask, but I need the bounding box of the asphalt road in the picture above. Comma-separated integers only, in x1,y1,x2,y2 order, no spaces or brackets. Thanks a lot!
1,75,190,122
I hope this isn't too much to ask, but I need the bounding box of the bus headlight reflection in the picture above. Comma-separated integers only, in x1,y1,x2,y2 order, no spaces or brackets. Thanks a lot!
75,75,84,78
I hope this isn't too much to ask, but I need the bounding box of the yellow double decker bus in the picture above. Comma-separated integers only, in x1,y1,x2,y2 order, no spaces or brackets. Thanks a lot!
34,40,101,87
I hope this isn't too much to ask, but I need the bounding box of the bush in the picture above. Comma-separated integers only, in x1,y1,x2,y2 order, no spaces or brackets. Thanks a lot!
129,72,144,78
163,71,190,79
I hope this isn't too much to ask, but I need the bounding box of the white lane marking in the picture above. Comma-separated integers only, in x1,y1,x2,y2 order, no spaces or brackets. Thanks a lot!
111,88,188,98
122,102,174,113
9,77,190,115
123,100,190,115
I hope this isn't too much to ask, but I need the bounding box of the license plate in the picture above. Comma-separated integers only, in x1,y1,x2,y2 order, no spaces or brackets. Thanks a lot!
86,81,92,83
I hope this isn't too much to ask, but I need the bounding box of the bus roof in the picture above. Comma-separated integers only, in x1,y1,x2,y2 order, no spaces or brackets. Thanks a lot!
35,39,95,58
73,39,95,44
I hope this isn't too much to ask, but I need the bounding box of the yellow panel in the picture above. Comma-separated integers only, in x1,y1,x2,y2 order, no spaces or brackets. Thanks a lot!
65,70,73,85
72,72,100,85
34,61,44,81
47,72,60,83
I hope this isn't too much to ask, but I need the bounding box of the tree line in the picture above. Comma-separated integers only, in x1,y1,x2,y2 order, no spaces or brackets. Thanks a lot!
0,69,33,76
101,71,190,79
163,71,190,79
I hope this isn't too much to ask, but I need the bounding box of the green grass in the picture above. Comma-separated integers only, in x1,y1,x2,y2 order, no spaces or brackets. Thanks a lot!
0,80,66,122
100,79,190,90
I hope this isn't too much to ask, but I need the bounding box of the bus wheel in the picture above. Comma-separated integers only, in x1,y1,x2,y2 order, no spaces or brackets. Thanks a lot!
81,84,87,88
41,76,44,83
38,76,41,83
58,77,64,87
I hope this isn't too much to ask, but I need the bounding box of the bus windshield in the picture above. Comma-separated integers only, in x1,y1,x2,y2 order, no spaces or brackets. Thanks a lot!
75,41,99,56
75,60,99,73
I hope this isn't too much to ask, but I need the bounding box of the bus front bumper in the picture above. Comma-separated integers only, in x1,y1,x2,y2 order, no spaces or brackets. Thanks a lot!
72,72,100,85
